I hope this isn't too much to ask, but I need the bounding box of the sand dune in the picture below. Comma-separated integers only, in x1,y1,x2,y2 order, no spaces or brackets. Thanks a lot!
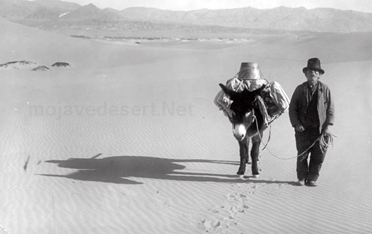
0,18,371,234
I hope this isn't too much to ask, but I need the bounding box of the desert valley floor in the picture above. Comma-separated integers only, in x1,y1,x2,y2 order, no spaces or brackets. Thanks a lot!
1,18,372,234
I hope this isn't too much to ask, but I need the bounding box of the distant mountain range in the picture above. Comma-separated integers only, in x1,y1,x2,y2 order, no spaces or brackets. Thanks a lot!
2,0,372,33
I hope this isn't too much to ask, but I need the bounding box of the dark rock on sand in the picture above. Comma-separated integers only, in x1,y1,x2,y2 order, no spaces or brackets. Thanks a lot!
52,62,71,67
32,66,50,71
0,60,38,69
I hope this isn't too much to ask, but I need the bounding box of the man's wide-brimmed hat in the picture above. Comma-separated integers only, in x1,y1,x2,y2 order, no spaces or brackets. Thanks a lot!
303,58,325,74
237,62,262,80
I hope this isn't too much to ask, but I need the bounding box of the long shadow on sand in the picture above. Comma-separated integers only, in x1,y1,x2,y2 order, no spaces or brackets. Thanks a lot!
40,155,293,185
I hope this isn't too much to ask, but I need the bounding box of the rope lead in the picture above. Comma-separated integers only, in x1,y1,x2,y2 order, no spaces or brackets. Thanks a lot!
255,117,335,160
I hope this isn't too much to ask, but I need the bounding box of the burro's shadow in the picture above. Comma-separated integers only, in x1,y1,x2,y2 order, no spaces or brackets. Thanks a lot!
41,156,235,184
40,155,293,185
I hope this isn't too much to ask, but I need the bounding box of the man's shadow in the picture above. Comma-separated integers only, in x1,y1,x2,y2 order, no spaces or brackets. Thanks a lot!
40,155,294,185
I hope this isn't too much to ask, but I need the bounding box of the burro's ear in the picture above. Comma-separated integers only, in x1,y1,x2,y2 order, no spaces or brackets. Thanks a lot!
219,83,228,92
219,83,236,98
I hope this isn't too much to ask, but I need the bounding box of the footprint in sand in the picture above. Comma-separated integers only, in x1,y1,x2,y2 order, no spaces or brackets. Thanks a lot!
200,184,254,233
200,180,290,232
199,218,236,234
0,224,8,234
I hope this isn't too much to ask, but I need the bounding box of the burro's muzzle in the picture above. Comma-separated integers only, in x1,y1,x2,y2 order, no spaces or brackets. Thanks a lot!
232,110,256,141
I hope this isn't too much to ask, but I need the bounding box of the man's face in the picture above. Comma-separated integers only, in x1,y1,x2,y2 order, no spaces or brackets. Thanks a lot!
305,69,321,83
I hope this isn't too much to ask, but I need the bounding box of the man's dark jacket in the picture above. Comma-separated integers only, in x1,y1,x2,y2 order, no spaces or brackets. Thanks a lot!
289,81,335,133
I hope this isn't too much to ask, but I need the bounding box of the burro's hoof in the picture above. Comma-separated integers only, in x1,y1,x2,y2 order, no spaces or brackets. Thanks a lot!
239,175,247,180
251,174,260,178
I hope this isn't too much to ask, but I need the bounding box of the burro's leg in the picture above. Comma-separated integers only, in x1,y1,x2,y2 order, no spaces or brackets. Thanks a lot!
250,133,262,177
237,138,250,175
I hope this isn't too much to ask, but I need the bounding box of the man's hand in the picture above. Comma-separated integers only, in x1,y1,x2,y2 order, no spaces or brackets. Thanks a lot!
295,124,305,132
322,125,332,135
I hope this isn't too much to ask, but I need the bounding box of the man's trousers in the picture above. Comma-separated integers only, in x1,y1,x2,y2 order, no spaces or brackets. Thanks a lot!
295,128,327,182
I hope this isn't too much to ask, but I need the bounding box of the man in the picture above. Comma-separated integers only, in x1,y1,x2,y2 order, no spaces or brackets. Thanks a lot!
289,58,335,187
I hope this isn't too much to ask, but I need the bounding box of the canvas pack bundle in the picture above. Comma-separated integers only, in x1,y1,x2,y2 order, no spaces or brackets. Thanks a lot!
214,77,268,117
214,77,290,123
260,81,290,119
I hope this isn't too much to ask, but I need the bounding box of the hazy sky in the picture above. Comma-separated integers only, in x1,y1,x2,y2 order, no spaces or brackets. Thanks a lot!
61,0,372,13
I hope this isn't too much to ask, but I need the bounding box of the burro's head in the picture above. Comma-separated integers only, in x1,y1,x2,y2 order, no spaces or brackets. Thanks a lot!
219,83,265,141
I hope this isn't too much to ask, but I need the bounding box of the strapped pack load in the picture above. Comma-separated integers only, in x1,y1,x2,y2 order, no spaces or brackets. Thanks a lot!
214,62,290,127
